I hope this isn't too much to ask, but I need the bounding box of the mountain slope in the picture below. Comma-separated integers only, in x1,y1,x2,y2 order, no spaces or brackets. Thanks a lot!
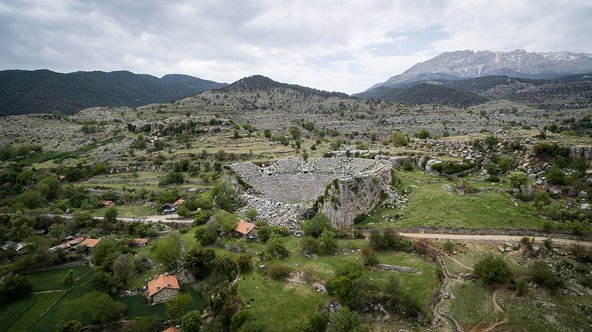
369,49,592,90
0,70,225,115
217,75,348,98
357,83,488,107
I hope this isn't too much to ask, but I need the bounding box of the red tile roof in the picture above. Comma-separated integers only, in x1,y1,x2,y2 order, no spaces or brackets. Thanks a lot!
80,238,101,248
172,198,185,208
148,274,180,297
162,327,180,332
102,200,113,207
235,220,257,235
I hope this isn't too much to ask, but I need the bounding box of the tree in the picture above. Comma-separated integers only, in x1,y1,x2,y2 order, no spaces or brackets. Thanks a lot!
92,238,122,269
474,255,512,285
63,269,75,286
416,129,430,139
153,235,181,270
302,213,333,238
184,248,217,279
318,230,338,255
508,171,528,189
195,226,217,246
182,310,203,332
216,210,239,233
104,206,118,222
91,271,120,295
55,320,82,332
245,209,258,222
327,307,367,332
215,183,239,212
0,275,33,304
166,293,193,323
91,292,127,324
112,254,135,288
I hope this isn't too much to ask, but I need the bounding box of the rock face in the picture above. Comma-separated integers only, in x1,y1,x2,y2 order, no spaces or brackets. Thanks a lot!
227,158,395,228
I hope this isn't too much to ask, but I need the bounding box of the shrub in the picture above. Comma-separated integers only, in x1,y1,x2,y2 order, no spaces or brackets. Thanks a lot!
473,255,512,285
265,263,291,280
361,247,378,266
237,254,252,273
0,275,33,304
327,307,367,332
368,228,414,252
529,260,564,292
266,236,290,259
391,131,407,147
570,244,592,263
416,129,430,139
516,279,528,296
442,240,455,254
302,213,333,238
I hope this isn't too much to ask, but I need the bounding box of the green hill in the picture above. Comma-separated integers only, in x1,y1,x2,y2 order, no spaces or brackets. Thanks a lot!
0,70,226,115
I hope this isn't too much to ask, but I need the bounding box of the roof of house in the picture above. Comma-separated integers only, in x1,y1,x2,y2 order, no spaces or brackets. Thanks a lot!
172,198,185,207
148,274,180,297
102,200,113,207
67,237,85,246
132,238,149,246
235,220,258,235
80,238,101,248
162,327,180,332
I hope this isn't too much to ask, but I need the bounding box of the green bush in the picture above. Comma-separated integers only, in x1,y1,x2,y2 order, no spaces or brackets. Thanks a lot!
265,263,291,280
302,213,333,238
529,260,564,292
473,254,512,285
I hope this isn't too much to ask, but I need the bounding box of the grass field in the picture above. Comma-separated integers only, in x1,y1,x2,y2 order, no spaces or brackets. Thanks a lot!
0,264,203,331
204,235,440,331
358,169,545,230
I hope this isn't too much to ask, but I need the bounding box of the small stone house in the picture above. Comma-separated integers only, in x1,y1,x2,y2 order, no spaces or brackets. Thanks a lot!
147,274,180,304
235,220,258,239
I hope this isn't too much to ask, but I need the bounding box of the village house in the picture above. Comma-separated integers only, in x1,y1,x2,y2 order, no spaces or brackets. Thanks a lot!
102,200,114,207
235,220,258,239
160,203,175,215
147,274,180,304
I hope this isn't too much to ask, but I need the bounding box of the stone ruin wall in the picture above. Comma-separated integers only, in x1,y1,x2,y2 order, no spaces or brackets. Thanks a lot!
226,158,394,229
319,164,392,227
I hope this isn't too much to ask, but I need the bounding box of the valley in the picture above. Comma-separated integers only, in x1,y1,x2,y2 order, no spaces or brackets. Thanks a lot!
1,67,592,332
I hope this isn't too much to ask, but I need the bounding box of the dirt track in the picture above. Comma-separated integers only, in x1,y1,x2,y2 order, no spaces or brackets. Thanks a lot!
399,232,592,246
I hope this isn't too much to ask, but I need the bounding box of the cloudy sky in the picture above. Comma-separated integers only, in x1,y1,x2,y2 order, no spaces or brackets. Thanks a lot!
1,0,591,93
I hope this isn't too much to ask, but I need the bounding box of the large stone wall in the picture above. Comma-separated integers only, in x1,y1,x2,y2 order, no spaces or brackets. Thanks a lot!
228,158,395,228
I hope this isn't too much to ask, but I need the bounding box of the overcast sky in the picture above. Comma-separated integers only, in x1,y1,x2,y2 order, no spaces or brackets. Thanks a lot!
1,0,591,93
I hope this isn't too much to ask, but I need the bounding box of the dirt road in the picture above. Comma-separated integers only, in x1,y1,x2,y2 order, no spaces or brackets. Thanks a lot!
399,232,592,246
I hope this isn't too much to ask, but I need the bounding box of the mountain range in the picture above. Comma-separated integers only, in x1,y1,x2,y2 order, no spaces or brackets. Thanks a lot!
1,49,592,115
0,70,225,115
366,49,592,90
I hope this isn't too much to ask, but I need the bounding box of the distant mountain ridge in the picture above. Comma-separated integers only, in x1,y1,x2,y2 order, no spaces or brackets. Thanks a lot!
0,70,226,115
368,49,592,90
356,73,592,109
